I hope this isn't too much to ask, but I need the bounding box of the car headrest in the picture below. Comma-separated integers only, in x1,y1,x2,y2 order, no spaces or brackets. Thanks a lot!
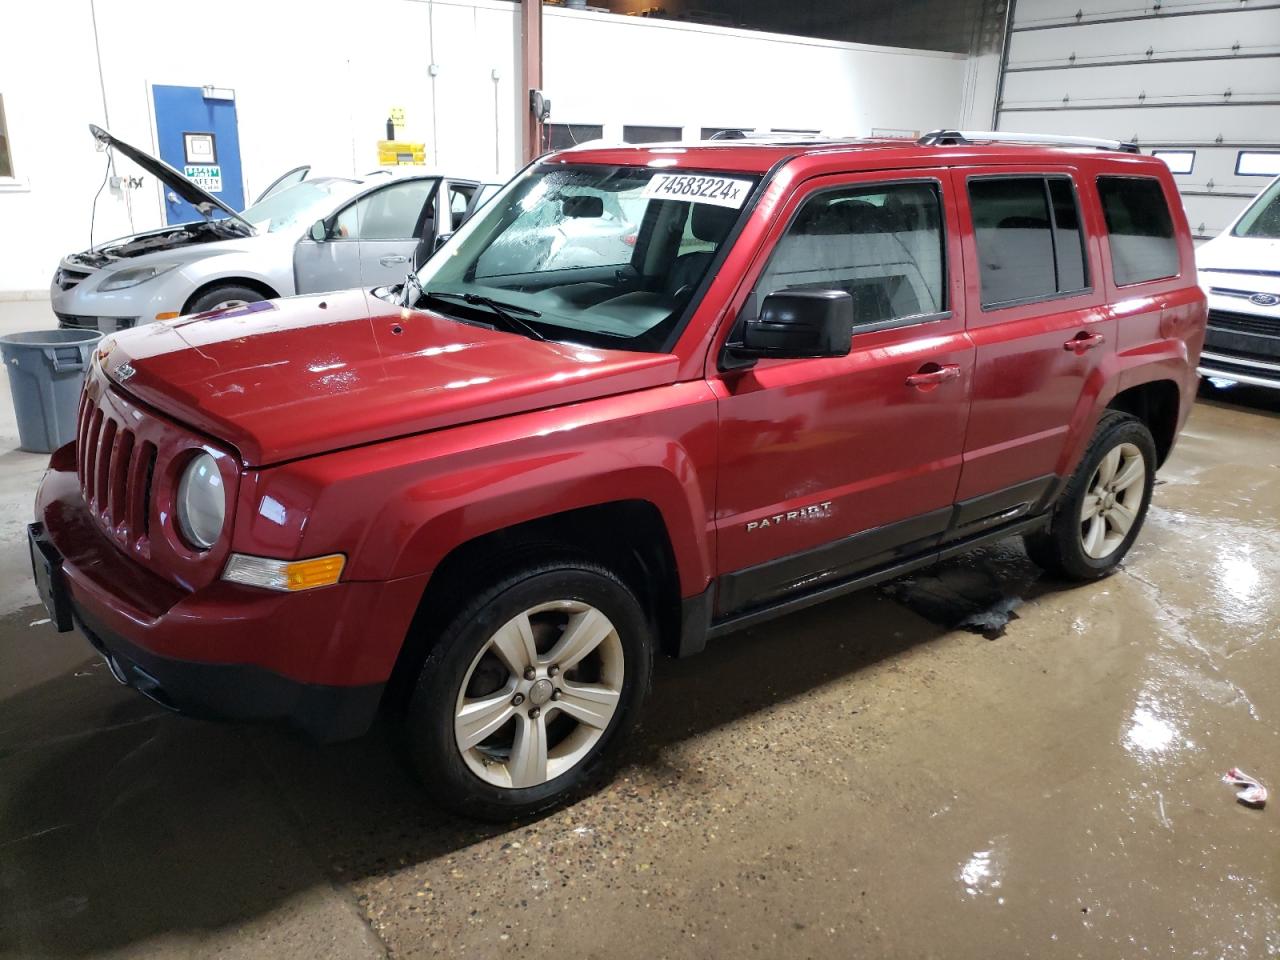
690,203,738,241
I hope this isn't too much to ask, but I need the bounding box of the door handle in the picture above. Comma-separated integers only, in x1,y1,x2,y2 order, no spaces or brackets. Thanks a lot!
1064,331,1105,354
905,363,961,388
379,254,409,266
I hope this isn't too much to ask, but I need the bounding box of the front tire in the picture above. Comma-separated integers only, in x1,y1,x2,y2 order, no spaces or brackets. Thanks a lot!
1025,411,1157,581
187,283,267,314
405,561,653,821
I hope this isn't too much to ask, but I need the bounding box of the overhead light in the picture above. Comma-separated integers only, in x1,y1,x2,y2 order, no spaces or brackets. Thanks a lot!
202,86,235,102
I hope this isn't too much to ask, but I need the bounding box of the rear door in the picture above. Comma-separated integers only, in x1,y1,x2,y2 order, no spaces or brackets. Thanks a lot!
293,178,438,292
711,169,974,615
951,166,1113,528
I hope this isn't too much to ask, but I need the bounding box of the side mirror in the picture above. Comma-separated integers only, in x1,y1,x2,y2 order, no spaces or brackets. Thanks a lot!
735,289,854,361
308,219,328,242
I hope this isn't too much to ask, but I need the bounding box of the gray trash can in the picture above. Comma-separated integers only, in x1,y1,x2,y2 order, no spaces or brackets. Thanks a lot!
1,329,103,454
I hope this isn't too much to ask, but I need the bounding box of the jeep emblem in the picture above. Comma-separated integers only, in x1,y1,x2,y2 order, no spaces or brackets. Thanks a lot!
1248,292,1279,307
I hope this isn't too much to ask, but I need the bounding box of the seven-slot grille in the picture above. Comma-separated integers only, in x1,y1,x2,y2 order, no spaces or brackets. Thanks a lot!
75,388,157,548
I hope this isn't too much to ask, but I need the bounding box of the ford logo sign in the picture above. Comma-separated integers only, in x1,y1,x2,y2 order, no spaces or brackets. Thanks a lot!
1249,292,1280,307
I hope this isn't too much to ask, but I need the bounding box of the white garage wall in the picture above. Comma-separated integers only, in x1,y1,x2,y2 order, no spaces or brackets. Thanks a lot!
0,0,969,295
542,9,969,142
995,0,1280,239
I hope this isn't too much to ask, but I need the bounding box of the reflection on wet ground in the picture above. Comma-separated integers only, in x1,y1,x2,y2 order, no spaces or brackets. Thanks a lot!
1,387,1278,959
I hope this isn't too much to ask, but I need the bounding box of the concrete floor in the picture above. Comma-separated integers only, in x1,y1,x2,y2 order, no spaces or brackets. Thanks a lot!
1,298,1277,959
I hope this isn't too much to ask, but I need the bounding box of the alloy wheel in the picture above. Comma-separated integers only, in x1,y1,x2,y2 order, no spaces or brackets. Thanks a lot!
453,600,624,789
1079,441,1146,559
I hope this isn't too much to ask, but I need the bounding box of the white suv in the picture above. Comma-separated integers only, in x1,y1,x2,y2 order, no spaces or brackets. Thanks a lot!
1196,175,1280,389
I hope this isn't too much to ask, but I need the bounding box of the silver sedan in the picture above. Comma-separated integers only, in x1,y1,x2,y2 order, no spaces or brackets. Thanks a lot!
52,126,496,333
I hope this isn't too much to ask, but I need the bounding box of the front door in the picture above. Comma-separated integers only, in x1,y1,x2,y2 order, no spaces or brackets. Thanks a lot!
952,166,1114,514
293,178,439,293
711,170,974,615
151,84,244,224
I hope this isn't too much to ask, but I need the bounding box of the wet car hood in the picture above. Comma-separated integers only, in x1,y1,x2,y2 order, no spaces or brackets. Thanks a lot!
98,289,679,466
1197,232,1280,278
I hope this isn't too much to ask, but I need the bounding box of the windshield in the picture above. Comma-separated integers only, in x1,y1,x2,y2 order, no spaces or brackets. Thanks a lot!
1232,177,1280,239
238,178,358,233
411,163,758,352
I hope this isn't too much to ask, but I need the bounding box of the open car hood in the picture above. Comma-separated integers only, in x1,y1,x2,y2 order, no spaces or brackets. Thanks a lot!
97,289,679,466
90,124,255,232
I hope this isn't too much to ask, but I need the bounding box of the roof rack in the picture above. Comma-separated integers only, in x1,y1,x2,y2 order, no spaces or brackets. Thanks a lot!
917,129,1140,154
708,129,830,143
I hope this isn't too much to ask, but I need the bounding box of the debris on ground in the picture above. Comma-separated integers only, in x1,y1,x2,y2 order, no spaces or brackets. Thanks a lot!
1222,768,1268,809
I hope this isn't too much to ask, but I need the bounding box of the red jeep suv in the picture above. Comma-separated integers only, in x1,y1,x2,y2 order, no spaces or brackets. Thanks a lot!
30,131,1206,819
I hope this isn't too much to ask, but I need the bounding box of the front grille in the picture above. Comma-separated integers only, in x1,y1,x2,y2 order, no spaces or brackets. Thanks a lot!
76,389,157,546
56,312,100,330
55,267,91,291
55,313,137,332
1207,308,1280,338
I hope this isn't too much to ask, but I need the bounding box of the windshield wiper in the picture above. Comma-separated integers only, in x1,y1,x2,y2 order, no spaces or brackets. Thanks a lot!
424,290,546,342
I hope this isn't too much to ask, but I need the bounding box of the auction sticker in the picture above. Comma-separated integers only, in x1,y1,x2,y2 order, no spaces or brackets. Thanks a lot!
641,173,752,208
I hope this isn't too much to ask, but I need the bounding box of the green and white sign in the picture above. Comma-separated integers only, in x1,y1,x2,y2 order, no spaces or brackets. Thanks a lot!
183,164,222,193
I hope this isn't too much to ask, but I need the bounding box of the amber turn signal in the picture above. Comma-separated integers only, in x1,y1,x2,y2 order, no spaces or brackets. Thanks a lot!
222,553,346,592
155,312,181,320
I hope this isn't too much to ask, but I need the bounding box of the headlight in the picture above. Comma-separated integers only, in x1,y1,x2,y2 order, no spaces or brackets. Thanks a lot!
176,452,226,550
99,263,180,291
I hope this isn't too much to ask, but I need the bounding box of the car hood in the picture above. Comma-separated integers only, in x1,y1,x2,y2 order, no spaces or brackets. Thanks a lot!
90,123,254,231
98,289,679,466
1197,232,1280,277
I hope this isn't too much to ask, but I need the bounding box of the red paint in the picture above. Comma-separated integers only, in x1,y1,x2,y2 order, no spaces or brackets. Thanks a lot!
36,140,1204,710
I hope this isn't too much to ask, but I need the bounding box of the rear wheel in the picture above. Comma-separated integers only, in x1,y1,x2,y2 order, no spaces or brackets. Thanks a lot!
404,561,653,820
1025,411,1157,581
186,283,267,314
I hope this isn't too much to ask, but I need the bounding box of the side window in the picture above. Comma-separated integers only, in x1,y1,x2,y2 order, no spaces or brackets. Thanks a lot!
756,181,946,327
332,180,435,240
448,184,475,231
968,175,1088,308
1096,176,1180,285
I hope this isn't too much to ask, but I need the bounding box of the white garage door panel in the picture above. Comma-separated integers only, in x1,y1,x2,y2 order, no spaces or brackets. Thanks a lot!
1008,9,1280,65
1002,58,1280,105
998,0,1278,242
1001,105,1280,144
1180,193,1256,237
1012,0,1254,29
1153,146,1278,193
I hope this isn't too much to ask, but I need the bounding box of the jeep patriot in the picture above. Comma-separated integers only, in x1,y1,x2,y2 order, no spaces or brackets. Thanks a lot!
30,130,1207,818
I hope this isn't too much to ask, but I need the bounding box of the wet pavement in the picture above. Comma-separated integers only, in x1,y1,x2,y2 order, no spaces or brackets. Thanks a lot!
1,385,1277,959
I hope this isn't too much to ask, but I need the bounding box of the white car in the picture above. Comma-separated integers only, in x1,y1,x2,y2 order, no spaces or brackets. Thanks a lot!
1196,174,1280,389
52,125,496,333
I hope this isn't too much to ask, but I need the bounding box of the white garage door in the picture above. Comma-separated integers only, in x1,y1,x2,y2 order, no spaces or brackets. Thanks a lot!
995,0,1280,239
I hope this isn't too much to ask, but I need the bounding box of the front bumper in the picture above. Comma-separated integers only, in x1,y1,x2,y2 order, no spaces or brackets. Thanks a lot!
33,446,429,741
1198,300,1280,389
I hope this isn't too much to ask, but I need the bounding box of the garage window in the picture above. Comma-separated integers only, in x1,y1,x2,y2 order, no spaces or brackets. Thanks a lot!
623,125,681,144
1096,176,1179,286
757,180,947,328
0,95,13,179
547,124,602,150
969,175,1089,308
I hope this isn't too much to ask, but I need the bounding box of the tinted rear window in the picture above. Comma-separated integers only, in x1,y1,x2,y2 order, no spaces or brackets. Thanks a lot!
1096,176,1179,285
969,176,1088,308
